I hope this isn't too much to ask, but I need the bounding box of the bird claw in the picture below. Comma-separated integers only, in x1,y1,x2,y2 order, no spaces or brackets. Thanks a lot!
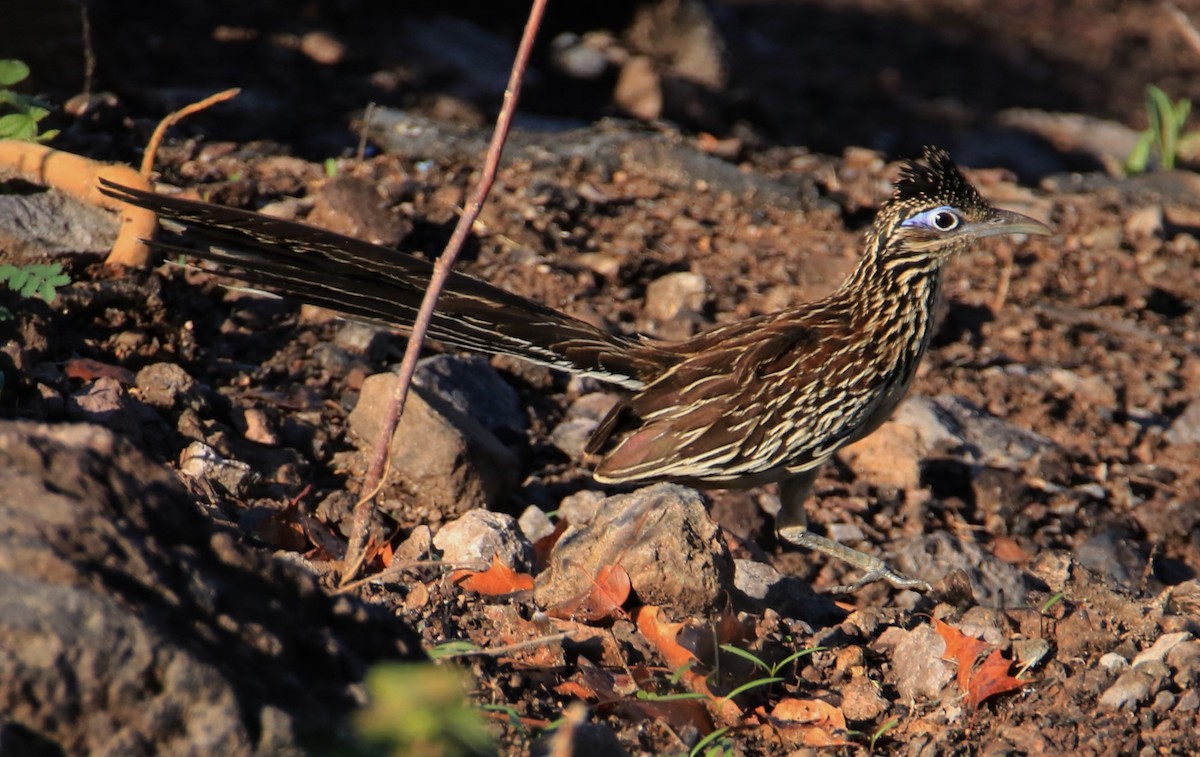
827,567,933,595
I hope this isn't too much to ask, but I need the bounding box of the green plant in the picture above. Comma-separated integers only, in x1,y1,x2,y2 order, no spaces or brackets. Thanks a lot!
870,716,899,750
1126,84,1197,173
0,263,71,320
1040,591,1066,615
0,60,59,143
689,727,731,757
719,643,825,678
351,662,494,757
427,639,482,660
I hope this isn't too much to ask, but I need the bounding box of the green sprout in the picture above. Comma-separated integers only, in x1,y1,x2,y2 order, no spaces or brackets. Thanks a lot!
0,60,59,143
0,263,71,321
1126,84,1197,173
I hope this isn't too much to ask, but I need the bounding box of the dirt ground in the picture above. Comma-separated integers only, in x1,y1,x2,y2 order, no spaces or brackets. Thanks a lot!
2,0,1200,755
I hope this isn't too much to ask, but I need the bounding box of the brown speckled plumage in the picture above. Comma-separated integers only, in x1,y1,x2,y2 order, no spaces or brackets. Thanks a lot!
100,146,1050,592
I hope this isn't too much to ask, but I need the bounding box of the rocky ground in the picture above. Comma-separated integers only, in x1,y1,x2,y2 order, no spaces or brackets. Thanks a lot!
1,1,1199,755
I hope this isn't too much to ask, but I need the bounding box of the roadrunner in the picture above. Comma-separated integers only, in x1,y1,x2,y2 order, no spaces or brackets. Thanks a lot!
101,147,1050,592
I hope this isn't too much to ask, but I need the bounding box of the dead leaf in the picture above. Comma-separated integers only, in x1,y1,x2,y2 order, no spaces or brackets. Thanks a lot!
991,535,1032,565
965,648,1024,708
243,506,308,552
635,606,742,725
934,618,989,691
453,555,535,595
65,357,137,385
763,697,852,747
546,563,631,621
636,605,698,670
934,618,1024,708
533,519,569,570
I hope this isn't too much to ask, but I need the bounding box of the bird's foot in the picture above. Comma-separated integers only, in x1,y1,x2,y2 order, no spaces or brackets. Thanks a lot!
827,566,933,595
779,526,935,594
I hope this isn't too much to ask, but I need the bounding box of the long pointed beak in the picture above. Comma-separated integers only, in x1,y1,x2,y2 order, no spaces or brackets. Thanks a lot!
967,208,1053,239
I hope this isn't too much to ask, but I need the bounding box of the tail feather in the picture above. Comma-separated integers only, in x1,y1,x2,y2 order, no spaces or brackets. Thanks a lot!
99,180,657,388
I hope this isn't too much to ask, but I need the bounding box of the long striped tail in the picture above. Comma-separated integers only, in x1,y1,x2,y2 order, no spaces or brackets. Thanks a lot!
100,179,661,389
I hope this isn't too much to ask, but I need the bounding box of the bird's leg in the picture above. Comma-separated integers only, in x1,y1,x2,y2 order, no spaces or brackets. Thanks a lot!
776,469,932,593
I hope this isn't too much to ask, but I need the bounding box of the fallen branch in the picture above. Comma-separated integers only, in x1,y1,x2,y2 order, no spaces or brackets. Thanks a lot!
0,141,155,266
339,0,550,584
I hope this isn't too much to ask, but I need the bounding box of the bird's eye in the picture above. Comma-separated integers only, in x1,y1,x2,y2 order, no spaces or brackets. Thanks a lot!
902,206,962,232
932,210,960,230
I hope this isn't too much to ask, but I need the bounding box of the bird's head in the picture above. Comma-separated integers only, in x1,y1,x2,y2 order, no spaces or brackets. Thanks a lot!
872,146,1051,263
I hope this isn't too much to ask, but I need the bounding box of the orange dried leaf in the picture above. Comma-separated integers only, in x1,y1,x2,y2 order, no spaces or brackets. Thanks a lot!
65,358,137,384
766,698,851,747
626,699,715,734
555,681,597,701
966,648,1024,708
635,607,743,725
453,555,535,595
636,606,698,670
991,535,1032,565
532,520,568,570
546,563,631,622
934,618,989,691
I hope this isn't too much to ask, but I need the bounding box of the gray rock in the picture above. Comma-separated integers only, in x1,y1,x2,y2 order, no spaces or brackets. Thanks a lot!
1099,669,1156,710
68,376,172,447
1165,400,1200,446
433,510,535,573
731,559,836,621
558,489,607,527
179,441,258,498
876,624,954,702
0,421,421,755
349,372,518,518
1076,526,1148,588
891,531,1028,607
1099,652,1130,672
1132,631,1192,668
518,505,556,544
644,271,707,322
393,525,434,564
840,393,1059,493
534,484,732,615
414,355,526,438
903,393,1057,465
1167,640,1200,688
135,362,198,409
550,392,620,459
549,418,599,460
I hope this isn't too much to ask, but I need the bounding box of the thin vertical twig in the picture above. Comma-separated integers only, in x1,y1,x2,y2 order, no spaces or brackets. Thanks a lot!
1164,2,1200,59
339,0,550,585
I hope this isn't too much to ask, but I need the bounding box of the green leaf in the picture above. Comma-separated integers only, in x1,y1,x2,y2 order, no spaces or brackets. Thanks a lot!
769,645,825,676
0,112,37,141
870,716,900,749
6,267,29,292
689,727,731,757
717,676,783,702
0,59,30,87
0,263,70,303
635,690,708,702
427,639,481,660
719,643,769,673
1126,131,1153,174
668,658,696,685
354,662,494,756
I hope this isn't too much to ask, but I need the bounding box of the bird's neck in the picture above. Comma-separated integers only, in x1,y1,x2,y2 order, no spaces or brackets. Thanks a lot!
836,238,949,353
